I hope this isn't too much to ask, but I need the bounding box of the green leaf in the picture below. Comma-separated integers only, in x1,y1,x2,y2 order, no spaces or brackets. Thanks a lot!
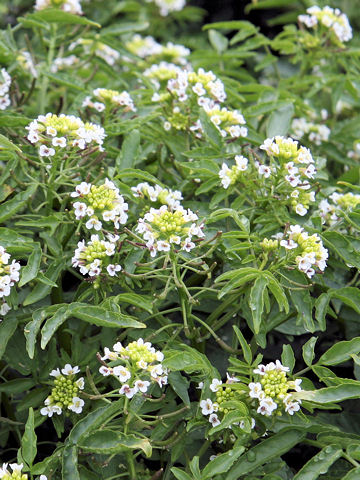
101,21,149,35
0,133,22,152
302,337,317,367
0,315,18,360
330,287,360,314
249,275,268,334
62,445,80,480
23,259,63,306
116,168,165,188
79,430,152,457
199,109,223,147
0,378,36,394
266,102,294,137
19,9,101,28
110,293,153,313
21,408,37,467
202,446,245,479
233,325,252,364
40,305,70,350
225,429,305,479
293,445,342,480
208,29,228,54
24,305,61,359
281,344,295,373
68,401,123,444
163,346,218,377
318,337,360,366
19,243,42,287
264,273,289,314
168,371,190,406
0,185,37,224
342,468,360,480
297,384,360,404
314,293,330,331
70,304,145,329
171,468,193,480
116,129,140,170
321,232,360,269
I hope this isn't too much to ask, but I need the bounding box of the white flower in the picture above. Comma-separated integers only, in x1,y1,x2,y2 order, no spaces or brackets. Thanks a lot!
61,364,80,376
68,396,84,414
49,368,61,377
40,405,62,417
210,378,222,392
39,145,56,157
257,397,277,416
85,217,102,231
249,382,263,398
76,377,85,390
73,201,88,219
119,384,137,398
106,264,122,276
209,413,221,427
99,366,113,376
280,239,298,249
134,379,150,392
295,204,307,216
200,398,214,415
258,165,271,178
52,136,67,148
113,366,131,383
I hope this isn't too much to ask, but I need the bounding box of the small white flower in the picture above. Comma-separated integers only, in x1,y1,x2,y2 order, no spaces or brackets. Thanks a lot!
258,165,271,178
113,365,131,383
209,413,221,427
61,364,80,376
210,378,222,392
99,365,113,376
68,396,84,414
49,368,61,377
200,398,214,415
249,382,263,399
119,384,137,398
52,136,67,148
134,379,150,392
85,217,102,231
107,264,122,276
39,145,55,157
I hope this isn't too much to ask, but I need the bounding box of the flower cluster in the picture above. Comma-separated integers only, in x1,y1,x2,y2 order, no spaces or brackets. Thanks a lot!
298,6,352,44
168,68,226,104
69,38,120,66
277,224,328,278
131,182,183,208
35,0,82,14
249,360,302,416
72,179,128,230
0,246,20,319
144,62,183,89
0,463,28,480
99,338,167,397
72,234,121,278
148,0,186,16
200,375,256,431
136,204,204,257
319,192,360,226
83,88,136,113
26,113,106,155
40,364,85,417
292,117,330,145
260,136,317,216
219,155,249,189
202,103,247,139
51,55,79,73
125,35,190,65
16,51,38,78
0,68,11,111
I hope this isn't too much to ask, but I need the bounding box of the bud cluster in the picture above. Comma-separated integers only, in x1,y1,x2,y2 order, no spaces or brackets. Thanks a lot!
0,463,28,480
0,68,11,111
71,178,128,231
125,35,190,66
99,338,168,398
83,88,136,113
298,6,352,45
202,104,247,139
26,113,106,156
219,155,249,189
72,234,121,279
259,136,317,216
69,38,120,66
131,182,183,209
0,246,21,319
200,375,256,431
35,0,83,14
292,117,330,146
136,204,205,257
319,191,360,226
249,360,302,416
40,364,85,417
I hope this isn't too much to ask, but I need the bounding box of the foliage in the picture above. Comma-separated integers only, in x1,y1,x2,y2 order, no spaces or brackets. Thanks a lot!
1,0,360,479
